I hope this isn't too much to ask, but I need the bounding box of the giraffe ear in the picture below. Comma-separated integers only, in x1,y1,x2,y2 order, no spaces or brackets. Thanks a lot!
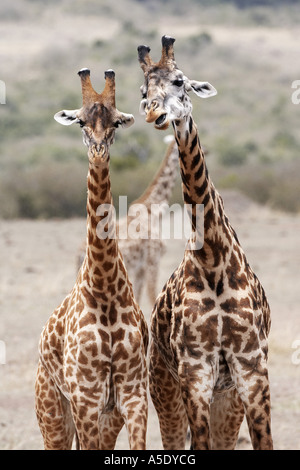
117,112,135,129
187,80,217,99
54,109,80,126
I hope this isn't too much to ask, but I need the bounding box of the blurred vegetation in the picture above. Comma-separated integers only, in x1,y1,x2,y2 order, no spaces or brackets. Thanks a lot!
0,0,300,218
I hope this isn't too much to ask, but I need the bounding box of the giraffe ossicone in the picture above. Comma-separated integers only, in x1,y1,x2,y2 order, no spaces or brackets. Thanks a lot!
35,68,148,450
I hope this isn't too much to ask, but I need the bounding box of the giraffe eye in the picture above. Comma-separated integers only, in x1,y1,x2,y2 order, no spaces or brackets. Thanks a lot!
173,79,184,87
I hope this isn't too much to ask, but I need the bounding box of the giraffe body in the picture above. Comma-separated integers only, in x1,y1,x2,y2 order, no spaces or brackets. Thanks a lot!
35,69,148,450
138,36,272,450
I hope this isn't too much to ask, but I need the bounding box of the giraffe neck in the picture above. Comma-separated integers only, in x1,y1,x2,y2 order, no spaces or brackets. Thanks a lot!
82,158,119,286
173,115,234,268
135,141,178,207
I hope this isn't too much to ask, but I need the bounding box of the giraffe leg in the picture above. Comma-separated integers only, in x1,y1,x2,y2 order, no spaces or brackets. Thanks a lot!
210,387,245,450
35,360,75,450
99,406,124,449
117,389,148,450
149,341,188,450
67,365,111,450
227,353,273,450
178,357,217,450
70,392,105,450
115,367,148,450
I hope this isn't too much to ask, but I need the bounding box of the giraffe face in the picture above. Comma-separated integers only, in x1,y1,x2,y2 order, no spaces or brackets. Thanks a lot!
138,36,217,130
54,69,134,164
139,66,193,130
76,102,124,162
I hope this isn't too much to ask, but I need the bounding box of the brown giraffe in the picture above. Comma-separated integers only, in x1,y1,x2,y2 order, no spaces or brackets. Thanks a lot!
76,137,178,306
35,68,148,450
137,36,273,450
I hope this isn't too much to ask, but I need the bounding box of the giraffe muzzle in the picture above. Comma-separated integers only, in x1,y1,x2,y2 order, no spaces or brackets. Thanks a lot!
88,143,108,165
145,109,169,130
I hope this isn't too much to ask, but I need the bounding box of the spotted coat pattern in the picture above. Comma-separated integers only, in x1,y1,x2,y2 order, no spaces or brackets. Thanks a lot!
138,36,273,450
77,138,178,306
35,69,148,450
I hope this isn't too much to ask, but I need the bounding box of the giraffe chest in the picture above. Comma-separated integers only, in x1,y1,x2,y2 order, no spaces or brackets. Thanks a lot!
39,284,146,401
151,253,267,379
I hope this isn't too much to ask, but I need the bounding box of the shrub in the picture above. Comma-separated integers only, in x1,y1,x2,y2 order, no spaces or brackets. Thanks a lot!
217,139,249,166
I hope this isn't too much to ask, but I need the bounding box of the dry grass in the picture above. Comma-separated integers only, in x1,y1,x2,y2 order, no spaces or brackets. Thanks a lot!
0,190,300,449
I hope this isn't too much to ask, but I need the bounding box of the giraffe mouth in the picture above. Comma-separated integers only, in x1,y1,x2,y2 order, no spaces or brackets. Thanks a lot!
88,144,109,165
155,113,169,130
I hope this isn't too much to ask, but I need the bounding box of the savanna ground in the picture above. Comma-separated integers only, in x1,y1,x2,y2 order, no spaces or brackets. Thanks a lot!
0,190,299,450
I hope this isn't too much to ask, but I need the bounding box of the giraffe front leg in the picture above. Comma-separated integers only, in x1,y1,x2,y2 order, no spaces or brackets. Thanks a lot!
35,360,75,450
67,366,111,450
124,399,148,450
119,384,148,450
99,406,124,449
149,340,188,450
210,387,244,450
178,359,217,450
227,352,273,450
116,368,148,449
70,396,102,450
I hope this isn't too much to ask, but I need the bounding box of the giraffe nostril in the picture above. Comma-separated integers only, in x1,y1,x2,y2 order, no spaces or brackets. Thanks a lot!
147,100,159,113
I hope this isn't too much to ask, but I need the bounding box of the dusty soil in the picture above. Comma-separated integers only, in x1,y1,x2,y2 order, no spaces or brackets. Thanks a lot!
0,190,299,450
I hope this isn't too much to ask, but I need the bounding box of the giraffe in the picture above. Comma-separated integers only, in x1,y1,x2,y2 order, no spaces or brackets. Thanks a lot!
76,137,178,306
137,36,273,450
35,68,148,450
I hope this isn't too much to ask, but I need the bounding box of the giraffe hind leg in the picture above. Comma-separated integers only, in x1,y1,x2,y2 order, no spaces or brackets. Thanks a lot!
35,360,75,450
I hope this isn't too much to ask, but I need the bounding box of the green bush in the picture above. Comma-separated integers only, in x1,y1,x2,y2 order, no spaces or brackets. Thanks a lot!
217,139,249,166
0,162,87,219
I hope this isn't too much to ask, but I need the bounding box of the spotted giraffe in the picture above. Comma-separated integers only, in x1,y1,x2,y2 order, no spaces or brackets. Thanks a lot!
137,36,273,450
35,68,148,450
76,137,178,306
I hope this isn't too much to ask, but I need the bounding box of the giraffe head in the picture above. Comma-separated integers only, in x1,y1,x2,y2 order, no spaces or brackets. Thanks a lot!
54,69,134,164
138,36,217,130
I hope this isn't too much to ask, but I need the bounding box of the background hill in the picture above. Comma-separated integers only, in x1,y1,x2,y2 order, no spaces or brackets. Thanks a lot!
0,0,300,217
